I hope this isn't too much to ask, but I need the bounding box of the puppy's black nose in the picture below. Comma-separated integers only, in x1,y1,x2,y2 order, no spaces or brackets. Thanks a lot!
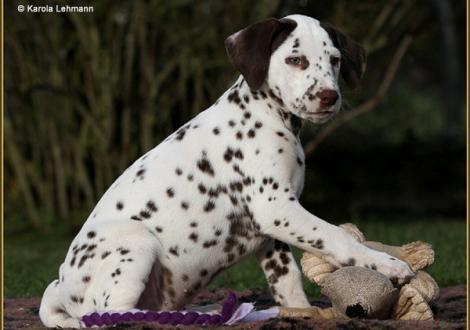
317,89,338,108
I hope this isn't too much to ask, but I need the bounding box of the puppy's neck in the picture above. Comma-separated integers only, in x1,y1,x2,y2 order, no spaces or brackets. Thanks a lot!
222,76,303,136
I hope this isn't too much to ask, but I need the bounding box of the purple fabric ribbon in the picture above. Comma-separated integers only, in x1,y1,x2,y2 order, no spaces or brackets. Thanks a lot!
81,291,249,327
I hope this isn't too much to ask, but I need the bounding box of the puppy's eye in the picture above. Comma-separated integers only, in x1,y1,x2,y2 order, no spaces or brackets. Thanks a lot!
330,56,340,66
286,56,302,66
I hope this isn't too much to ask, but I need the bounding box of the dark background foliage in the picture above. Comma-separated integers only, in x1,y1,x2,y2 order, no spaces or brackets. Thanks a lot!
4,0,466,232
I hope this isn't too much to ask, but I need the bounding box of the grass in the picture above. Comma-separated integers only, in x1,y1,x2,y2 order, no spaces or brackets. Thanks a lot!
4,218,466,298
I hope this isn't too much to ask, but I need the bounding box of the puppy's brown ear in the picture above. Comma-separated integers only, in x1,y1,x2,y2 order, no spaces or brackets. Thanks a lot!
320,22,367,89
225,18,297,90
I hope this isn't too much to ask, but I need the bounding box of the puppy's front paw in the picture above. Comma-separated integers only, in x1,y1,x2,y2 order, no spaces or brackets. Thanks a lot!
369,252,415,285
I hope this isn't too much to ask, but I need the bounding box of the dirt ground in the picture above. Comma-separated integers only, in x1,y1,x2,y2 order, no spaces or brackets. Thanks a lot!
4,285,466,329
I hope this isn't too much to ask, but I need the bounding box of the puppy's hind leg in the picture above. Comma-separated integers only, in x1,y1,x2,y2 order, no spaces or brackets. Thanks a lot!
85,220,162,312
40,279,81,329
41,220,163,329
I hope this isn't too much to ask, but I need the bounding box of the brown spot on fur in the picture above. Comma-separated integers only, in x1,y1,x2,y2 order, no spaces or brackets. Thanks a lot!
203,240,218,248
280,253,290,265
101,251,111,259
204,200,215,212
140,210,151,219
181,201,190,210
169,246,179,256
198,183,207,194
147,200,158,212
189,233,198,242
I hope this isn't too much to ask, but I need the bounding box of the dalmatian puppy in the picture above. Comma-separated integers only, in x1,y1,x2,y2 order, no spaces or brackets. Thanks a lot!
40,14,414,328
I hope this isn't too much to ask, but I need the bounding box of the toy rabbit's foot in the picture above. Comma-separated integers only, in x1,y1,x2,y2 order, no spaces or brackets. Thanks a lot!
339,223,365,242
391,284,434,321
278,306,339,320
300,253,337,285
409,271,439,302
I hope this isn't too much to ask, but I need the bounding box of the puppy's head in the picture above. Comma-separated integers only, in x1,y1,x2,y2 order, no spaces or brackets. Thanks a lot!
225,14,366,123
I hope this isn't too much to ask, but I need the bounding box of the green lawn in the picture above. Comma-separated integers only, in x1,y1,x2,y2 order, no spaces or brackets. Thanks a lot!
4,218,466,298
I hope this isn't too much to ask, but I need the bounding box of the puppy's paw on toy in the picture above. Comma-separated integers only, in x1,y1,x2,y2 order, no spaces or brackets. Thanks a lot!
299,223,439,321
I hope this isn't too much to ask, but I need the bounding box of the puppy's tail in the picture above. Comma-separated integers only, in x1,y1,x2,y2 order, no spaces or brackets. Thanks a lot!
39,280,81,329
